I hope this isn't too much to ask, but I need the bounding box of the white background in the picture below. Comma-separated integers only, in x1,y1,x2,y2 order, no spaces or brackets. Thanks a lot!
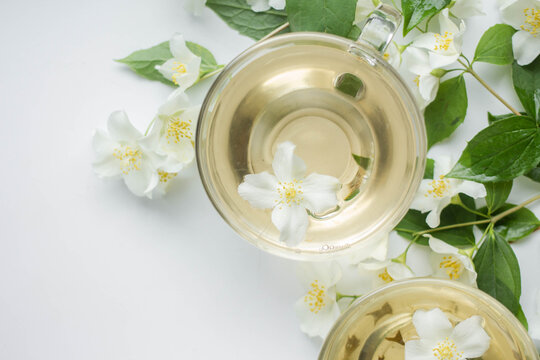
0,0,538,359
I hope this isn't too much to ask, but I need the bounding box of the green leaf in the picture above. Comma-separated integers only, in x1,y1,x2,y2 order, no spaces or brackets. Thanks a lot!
512,56,540,120
346,25,362,40
473,24,516,65
516,305,529,330
395,194,477,247
206,0,288,40
484,181,512,214
424,75,468,148
286,0,357,37
525,163,540,182
116,41,175,86
344,188,360,201
185,41,223,78
479,204,540,243
352,154,371,169
424,158,435,179
401,0,451,36
447,116,540,182
335,74,364,98
474,231,522,315
487,112,528,125
534,88,540,122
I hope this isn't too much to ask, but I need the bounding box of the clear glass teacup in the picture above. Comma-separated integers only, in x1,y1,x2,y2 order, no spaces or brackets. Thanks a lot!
196,5,426,260
319,278,539,360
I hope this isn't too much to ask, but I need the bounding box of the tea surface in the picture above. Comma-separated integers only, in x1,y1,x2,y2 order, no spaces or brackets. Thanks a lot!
199,37,424,255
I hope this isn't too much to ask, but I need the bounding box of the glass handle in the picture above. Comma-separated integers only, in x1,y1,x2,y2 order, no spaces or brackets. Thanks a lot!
356,4,402,54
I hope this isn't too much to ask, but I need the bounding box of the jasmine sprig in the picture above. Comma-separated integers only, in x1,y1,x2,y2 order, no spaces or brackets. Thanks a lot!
116,35,224,88
398,194,540,238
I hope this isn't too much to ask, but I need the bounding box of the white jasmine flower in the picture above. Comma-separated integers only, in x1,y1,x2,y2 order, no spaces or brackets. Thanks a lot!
411,9,466,68
358,258,415,289
238,142,341,245
402,46,440,107
428,237,477,286
500,0,540,65
93,111,164,198
450,0,485,19
405,308,490,360
410,156,486,228
156,33,201,90
184,0,205,16
246,0,285,12
295,262,342,338
142,89,200,173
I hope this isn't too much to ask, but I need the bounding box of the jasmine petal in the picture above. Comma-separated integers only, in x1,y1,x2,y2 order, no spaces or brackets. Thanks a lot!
246,0,285,12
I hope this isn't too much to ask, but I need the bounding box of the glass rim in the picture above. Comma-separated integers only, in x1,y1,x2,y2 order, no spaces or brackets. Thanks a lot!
195,32,427,260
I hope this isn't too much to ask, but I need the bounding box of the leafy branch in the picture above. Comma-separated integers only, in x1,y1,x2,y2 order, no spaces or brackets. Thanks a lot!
411,194,540,237
458,58,521,116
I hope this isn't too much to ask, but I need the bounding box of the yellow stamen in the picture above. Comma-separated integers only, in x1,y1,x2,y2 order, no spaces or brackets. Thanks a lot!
158,170,176,183
413,75,420,87
275,179,303,207
113,145,142,174
439,256,462,280
303,280,327,314
378,268,394,283
520,8,539,36
433,31,453,51
172,61,187,85
383,52,390,60
432,337,463,360
425,175,450,198
166,117,193,144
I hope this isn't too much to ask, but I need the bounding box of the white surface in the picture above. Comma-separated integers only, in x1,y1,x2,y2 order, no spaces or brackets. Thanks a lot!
0,0,538,359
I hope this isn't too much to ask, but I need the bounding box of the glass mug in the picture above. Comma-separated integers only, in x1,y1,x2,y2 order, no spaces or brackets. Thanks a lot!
319,278,540,360
196,5,426,260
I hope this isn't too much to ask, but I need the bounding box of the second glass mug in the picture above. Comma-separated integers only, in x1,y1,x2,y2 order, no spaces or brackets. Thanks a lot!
196,5,426,260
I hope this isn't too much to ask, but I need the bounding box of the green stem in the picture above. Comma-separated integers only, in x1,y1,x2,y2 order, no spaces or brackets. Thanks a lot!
144,117,156,136
413,194,540,237
399,234,421,262
415,219,489,236
423,13,437,33
454,197,490,219
336,293,361,302
459,53,472,67
491,194,540,222
474,223,494,251
198,67,224,82
458,59,521,116
260,22,290,42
